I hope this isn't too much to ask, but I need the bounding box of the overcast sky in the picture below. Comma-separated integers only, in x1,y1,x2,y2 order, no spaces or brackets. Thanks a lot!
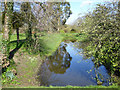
66,0,113,25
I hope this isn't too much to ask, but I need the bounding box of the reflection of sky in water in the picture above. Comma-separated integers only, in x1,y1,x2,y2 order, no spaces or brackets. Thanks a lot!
39,41,111,86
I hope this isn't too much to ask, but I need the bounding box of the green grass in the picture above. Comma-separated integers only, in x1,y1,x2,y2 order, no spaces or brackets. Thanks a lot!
39,33,64,56
62,33,88,42
0,32,86,55
4,33,87,57
38,33,87,56
0,33,26,42
3,84,118,88
10,33,26,41
0,33,26,51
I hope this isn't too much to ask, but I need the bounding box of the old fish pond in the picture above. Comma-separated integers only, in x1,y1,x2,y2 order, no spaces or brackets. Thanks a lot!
37,41,111,86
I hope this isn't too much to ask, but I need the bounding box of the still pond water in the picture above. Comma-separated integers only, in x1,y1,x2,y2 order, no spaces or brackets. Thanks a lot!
38,41,111,86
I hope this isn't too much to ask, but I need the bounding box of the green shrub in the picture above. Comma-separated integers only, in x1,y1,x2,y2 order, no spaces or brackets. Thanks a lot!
60,30,65,33
78,1,120,77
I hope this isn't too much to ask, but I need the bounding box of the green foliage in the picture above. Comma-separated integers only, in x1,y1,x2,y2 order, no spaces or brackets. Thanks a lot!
2,59,20,85
12,12,24,29
2,1,120,87
78,1,120,76
2,72,20,85
23,38,48,56
60,30,65,33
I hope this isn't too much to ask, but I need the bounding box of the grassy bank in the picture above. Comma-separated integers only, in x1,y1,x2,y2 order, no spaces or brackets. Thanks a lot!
1,33,86,56
2,32,87,87
2,33,40,87
39,33,87,56
62,33,88,42
39,33,64,56
3,32,118,88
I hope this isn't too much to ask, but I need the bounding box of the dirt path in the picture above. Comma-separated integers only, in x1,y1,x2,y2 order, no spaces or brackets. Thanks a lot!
5,49,43,87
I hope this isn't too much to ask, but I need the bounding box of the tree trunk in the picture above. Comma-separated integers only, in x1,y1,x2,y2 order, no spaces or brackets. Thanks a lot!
27,23,32,39
16,28,19,43
2,1,13,70
3,13,9,41
2,2,10,56
118,1,120,21
58,18,60,31
2,1,13,58
118,1,120,13
27,5,32,40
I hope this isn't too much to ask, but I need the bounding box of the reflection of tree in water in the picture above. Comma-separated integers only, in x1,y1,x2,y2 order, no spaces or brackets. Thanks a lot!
73,41,111,85
74,41,92,59
46,43,72,74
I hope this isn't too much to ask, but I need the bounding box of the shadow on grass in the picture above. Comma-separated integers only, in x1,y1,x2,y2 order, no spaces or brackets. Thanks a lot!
8,38,50,60
8,39,26,60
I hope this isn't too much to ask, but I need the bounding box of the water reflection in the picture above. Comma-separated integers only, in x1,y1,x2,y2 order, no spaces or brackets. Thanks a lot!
38,41,111,86
46,42,72,74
